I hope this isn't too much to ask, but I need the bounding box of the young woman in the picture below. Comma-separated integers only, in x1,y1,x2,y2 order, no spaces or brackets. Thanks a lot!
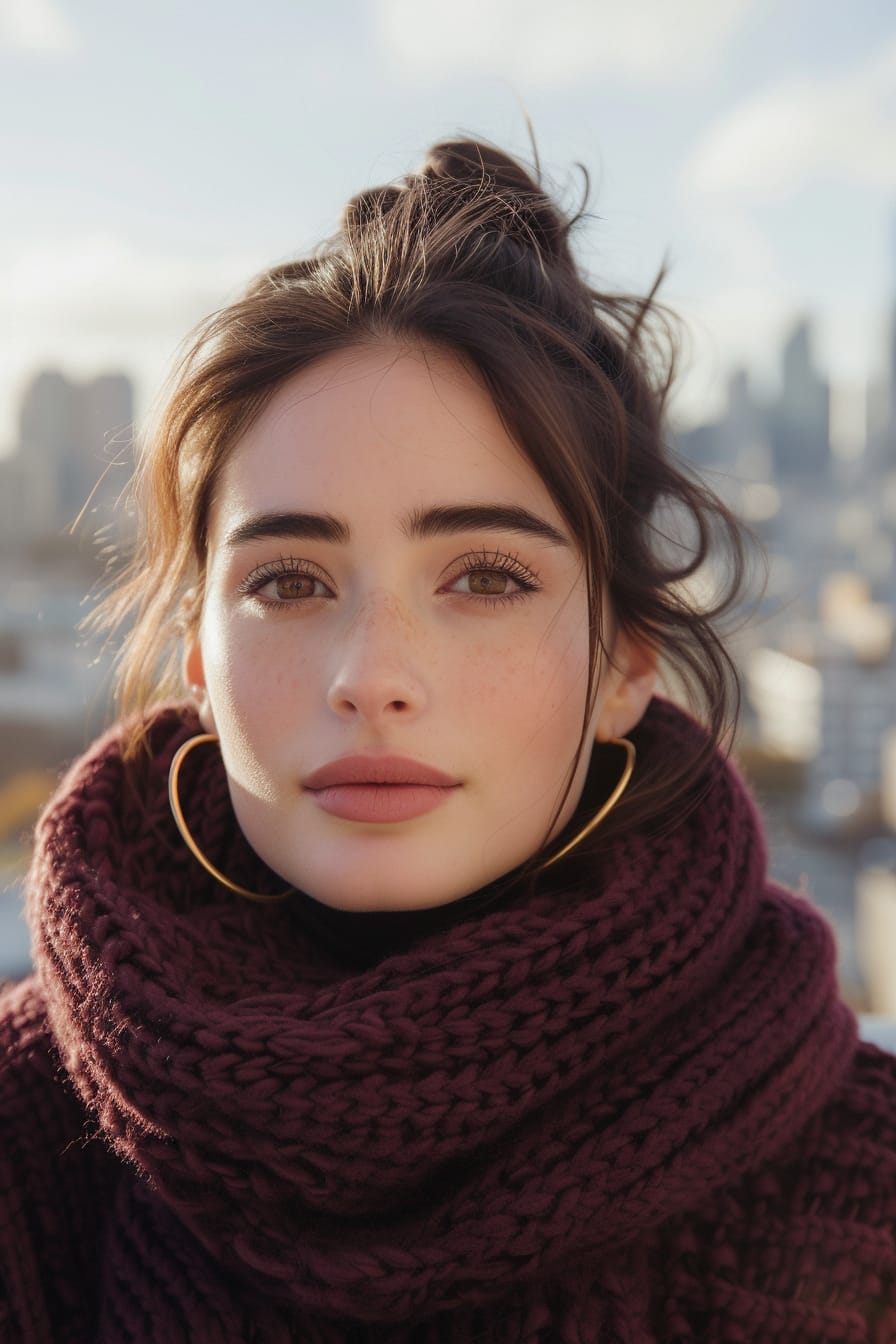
1,138,894,1343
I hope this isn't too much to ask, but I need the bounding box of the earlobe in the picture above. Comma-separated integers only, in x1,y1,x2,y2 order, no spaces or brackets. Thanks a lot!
183,639,203,690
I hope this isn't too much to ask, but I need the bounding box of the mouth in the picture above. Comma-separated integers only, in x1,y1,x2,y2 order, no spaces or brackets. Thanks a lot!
307,783,459,824
302,755,461,824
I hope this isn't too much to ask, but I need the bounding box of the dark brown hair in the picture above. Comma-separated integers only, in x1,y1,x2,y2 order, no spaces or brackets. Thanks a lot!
100,136,750,866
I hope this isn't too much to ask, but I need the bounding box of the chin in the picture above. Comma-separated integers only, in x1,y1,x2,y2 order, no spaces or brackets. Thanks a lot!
286,857,485,913
249,825,537,912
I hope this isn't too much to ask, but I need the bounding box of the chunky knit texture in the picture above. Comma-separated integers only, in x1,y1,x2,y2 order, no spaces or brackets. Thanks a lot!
1,698,896,1341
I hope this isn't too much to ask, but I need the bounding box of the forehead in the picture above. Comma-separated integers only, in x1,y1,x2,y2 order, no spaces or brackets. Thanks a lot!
208,343,562,540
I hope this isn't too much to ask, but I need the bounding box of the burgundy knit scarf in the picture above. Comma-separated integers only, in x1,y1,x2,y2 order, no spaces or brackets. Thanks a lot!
27,699,857,1342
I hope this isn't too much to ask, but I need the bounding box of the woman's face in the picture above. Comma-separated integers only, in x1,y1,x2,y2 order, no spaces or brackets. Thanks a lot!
187,343,654,910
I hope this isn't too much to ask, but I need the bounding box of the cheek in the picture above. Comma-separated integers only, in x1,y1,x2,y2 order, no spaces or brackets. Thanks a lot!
201,619,320,765
206,612,309,695
530,612,591,708
469,618,591,760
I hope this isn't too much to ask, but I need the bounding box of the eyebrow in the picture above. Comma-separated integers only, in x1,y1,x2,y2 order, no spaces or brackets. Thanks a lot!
222,504,571,550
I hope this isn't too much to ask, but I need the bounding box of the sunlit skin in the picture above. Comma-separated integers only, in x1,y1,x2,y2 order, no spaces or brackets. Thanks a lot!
185,343,657,910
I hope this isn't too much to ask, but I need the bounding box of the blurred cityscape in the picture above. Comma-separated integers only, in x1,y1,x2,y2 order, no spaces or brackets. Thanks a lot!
2,298,896,1016
675,285,896,1015
0,370,136,980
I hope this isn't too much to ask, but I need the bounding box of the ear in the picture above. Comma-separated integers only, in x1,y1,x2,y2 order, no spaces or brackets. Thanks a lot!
182,639,218,734
181,591,217,734
593,629,658,742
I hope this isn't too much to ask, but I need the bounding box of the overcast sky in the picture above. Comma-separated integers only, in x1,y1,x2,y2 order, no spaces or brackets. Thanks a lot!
1,0,895,451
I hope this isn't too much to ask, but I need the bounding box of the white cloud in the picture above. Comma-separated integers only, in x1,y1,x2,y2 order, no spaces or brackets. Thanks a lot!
670,278,882,431
0,233,266,449
2,233,255,323
0,0,80,55
670,283,800,427
684,39,896,197
673,43,896,418
375,0,751,86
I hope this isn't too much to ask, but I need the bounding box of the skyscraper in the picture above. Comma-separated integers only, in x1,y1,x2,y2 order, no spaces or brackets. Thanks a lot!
769,319,831,478
15,369,135,545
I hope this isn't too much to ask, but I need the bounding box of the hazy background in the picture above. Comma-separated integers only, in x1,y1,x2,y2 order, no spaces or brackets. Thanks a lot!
2,0,894,445
2,0,896,1028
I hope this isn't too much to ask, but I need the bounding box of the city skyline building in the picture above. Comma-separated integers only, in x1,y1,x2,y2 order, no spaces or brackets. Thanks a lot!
769,320,831,479
4,368,135,550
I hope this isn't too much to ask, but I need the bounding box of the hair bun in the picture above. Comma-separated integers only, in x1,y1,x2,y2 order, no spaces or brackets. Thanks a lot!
417,138,575,270
340,184,405,234
419,140,536,194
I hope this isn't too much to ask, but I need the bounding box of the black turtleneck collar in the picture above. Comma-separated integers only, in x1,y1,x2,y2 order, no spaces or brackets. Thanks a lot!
289,870,529,970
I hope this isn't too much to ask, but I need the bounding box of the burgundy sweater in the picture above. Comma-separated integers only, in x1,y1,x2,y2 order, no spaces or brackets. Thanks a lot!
1,699,895,1342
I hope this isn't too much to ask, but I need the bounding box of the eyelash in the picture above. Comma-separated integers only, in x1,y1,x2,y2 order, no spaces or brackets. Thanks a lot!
237,550,542,609
452,549,541,605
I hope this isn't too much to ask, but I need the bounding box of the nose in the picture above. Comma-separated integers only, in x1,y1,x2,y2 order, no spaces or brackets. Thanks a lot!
325,591,427,723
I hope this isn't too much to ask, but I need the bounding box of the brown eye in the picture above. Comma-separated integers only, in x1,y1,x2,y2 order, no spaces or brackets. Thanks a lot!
240,559,333,605
467,570,510,595
274,574,318,600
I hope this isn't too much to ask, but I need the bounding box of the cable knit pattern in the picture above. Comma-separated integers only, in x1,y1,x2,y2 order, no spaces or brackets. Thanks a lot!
1,697,895,1341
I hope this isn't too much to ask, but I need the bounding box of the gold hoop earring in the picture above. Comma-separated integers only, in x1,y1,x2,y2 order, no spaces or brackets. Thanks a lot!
542,737,635,869
168,734,293,903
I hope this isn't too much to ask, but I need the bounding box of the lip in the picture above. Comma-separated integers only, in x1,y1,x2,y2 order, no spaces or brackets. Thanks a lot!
303,755,461,824
309,783,457,823
303,755,459,789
